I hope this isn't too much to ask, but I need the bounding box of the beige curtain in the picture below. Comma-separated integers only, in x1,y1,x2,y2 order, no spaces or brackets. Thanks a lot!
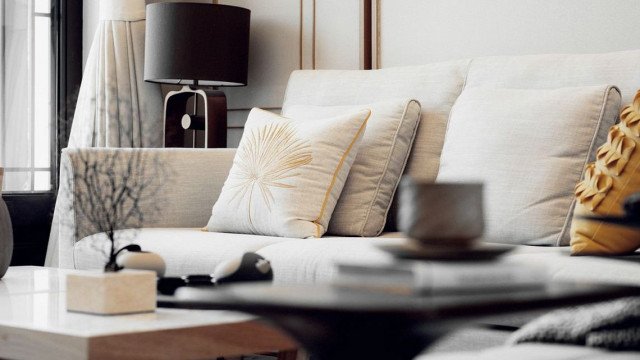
67,0,162,148
46,0,162,267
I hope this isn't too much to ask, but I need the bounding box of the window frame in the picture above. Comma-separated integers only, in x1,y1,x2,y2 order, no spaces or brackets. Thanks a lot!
3,0,82,266
54,0,82,188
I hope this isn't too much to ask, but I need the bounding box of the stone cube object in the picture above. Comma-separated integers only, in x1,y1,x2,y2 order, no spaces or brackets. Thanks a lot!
66,270,156,315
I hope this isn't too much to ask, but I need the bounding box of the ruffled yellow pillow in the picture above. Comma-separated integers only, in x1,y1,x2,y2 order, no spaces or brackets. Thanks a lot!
571,90,640,255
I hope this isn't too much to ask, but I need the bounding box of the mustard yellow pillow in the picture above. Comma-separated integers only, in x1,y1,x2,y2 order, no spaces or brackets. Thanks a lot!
571,90,640,255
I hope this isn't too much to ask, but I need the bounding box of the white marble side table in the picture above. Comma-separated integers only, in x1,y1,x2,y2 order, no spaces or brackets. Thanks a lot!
0,266,295,359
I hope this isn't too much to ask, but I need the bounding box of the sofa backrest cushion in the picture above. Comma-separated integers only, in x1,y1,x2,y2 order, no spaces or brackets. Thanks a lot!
282,60,470,182
437,85,621,246
466,50,640,105
281,49,640,240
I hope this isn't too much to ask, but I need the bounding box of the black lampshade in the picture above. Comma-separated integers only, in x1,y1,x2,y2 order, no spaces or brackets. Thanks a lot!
144,3,250,87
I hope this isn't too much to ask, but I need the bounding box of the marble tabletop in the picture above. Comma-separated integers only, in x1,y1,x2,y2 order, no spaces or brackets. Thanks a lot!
0,266,254,337
0,266,295,359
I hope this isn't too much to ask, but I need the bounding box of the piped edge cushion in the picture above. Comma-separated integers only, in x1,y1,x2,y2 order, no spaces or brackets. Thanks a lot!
437,85,621,246
207,108,371,238
283,99,421,236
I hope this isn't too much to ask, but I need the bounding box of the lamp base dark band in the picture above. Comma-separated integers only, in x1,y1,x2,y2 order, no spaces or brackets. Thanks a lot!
164,85,227,148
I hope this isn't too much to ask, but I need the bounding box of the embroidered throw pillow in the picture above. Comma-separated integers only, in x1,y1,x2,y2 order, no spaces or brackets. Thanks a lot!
571,90,640,255
283,99,421,237
207,108,370,238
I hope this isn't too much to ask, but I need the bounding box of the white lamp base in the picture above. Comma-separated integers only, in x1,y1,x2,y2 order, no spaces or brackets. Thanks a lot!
66,270,156,315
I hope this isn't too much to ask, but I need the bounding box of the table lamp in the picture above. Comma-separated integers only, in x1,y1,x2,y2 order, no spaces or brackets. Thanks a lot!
144,3,250,148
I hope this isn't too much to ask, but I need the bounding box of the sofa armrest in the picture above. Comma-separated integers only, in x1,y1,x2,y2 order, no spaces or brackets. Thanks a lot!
50,147,235,268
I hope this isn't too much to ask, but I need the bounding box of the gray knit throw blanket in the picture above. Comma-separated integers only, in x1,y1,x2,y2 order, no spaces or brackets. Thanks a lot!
508,297,640,351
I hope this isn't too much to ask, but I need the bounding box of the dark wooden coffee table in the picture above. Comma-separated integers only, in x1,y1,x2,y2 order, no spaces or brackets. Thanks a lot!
159,282,640,360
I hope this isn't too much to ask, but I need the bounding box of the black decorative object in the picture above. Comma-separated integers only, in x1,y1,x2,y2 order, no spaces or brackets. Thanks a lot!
157,253,272,295
144,2,251,148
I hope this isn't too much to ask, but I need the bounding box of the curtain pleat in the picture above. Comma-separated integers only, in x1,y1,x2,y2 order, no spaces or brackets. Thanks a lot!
46,0,162,267
67,0,162,148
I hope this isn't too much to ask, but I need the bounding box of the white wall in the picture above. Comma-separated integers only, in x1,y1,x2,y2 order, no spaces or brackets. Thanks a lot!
377,0,640,67
84,1,640,145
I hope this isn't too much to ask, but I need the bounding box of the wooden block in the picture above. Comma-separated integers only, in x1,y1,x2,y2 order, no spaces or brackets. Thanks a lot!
66,270,156,315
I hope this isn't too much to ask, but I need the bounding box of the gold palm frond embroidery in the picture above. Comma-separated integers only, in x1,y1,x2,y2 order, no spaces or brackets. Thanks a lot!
229,120,313,225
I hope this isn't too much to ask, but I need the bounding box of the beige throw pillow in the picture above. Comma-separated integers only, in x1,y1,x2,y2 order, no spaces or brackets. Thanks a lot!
207,108,371,238
284,99,421,236
437,85,621,246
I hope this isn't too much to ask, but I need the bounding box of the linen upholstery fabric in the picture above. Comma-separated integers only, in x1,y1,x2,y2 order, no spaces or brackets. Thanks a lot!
72,229,640,288
465,50,640,106
571,90,640,255
437,85,621,246
282,61,470,183
74,228,291,276
207,108,370,238
45,148,236,268
283,99,421,236
256,237,640,286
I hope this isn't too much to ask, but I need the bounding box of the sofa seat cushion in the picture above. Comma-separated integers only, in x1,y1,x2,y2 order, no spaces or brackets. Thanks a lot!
427,326,512,354
74,229,640,286
256,234,640,286
73,228,293,276
504,246,640,286
257,235,403,284
417,344,640,360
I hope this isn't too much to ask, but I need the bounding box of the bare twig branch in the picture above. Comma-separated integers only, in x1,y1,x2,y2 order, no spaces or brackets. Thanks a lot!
66,148,166,271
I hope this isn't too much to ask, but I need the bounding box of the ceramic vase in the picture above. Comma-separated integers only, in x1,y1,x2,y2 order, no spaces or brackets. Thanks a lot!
0,195,13,278
398,177,484,247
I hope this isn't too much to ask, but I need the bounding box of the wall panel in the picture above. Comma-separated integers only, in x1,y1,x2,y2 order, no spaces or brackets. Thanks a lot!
220,0,367,136
220,0,302,111
315,0,362,69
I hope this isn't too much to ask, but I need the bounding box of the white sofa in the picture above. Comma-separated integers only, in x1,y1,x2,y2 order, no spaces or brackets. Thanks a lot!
48,49,640,358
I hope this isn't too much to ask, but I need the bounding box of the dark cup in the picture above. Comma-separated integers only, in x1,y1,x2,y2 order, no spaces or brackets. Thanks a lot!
398,177,484,247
